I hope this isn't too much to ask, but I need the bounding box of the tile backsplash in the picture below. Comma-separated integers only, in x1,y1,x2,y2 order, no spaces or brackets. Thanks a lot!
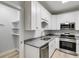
45,30,79,36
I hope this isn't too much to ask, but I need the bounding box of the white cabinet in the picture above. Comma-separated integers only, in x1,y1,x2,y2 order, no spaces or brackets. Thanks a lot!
51,15,57,30
24,1,52,30
36,2,41,30
24,1,41,30
49,39,56,57
51,11,79,30
56,15,61,30
24,1,36,30
48,13,52,30
40,4,52,30
45,12,51,30
58,12,75,23
49,37,59,57
41,5,48,21
55,38,59,49
75,11,79,30
76,40,79,54
24,44,40,58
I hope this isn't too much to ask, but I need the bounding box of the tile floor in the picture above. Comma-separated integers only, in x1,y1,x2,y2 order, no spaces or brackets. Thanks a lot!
1,49,79,58
52,50,79,58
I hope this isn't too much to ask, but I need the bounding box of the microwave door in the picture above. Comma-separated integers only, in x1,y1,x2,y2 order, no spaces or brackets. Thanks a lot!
61,24,69,30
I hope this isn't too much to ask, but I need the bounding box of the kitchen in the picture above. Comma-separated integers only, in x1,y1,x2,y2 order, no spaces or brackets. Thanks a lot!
22,1,79,58
0,1,79,58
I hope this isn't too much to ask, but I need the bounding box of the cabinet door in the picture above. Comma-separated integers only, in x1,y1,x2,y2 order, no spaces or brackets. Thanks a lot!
31,2,37,30
76,40,79,54
58,13,75,23
56,15,61,30
55,38,59,49
36,2,41,30
68,13,75,23
49,39,56,57
24,1,42,30
51,15,57,30
40,3,52,30
57,14,68,30
25,1,37,30
44,12,51,30
41,6,47,20
24,44,39,58
64,13,75,23
47,14,51,30
75,11,79,30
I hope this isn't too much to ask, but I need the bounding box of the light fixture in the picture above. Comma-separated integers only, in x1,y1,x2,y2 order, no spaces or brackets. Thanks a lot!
65,22,69,24
62,0,69,4
65,21,69,24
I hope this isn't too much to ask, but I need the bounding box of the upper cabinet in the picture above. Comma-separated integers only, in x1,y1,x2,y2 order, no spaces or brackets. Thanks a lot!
51,15,57,30
40,4,52,30
57,12,75,23
75,11,79,30
56,12,77,30
24,1,51,30
24,1,41,30
51,11,79,30
47,12,52,30
41,5,48,21
24,1,79,30
36,2,41,30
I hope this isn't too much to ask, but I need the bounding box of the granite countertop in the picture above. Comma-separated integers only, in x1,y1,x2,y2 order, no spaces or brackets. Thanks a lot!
24,35,59,48
24,35,79,48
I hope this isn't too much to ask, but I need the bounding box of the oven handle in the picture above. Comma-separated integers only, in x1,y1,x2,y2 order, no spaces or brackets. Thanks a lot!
60,39,76,43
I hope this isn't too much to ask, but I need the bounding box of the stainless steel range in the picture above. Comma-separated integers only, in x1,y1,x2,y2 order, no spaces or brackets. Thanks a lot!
59,33,77,55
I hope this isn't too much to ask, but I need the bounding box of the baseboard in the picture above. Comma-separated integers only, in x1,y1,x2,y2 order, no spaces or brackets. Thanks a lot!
0,49,17,57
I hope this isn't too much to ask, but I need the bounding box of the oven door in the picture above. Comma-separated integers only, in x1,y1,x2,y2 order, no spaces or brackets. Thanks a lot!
60,41,76,52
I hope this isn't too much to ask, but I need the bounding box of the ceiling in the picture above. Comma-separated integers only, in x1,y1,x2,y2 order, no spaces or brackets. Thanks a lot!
1,1,22,10
39,1,79,14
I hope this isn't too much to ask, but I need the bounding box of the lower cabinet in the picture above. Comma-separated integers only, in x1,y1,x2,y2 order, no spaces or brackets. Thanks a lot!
24,37,59,58
24,44,40,58
49,39,55,57
49,37,59,57
76,40,79,54
24,44,49,58
55,38,59,49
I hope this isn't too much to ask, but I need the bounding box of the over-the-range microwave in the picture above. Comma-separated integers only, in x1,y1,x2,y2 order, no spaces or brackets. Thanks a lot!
60,22,75,30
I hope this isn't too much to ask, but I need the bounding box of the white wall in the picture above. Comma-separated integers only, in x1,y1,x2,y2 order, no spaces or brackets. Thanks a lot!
0,3,19,53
